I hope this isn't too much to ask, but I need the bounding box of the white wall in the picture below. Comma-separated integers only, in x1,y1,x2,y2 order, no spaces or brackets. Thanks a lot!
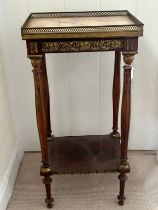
0,36,21,210
2,0,158,151
0,2,23,209
0,51,16,192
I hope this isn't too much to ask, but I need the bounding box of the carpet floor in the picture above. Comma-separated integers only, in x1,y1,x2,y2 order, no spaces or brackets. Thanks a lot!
7,153,158,210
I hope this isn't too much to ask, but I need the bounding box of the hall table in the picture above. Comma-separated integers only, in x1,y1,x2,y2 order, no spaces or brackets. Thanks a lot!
21,10,143,208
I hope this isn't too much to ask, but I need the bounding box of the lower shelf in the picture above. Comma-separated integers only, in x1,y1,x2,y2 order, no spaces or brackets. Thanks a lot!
48,134,121,174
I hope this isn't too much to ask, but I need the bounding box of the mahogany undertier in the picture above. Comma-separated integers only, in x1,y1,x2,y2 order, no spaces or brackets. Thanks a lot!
48,134,121,174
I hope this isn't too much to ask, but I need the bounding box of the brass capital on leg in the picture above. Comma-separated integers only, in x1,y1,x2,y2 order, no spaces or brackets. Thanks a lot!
122,52,135,66
29,55,44,68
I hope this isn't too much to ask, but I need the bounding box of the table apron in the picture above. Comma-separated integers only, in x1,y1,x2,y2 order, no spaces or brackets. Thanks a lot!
27,38,125,54
27,37,138,55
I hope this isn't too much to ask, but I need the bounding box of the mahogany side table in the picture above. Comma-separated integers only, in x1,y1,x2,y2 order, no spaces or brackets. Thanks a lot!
21,10,143,208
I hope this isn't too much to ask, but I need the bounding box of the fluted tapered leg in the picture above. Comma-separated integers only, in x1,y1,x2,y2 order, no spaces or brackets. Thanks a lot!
29,55,54,208
118,53,135,206
42,55,52,138
112,51,121,137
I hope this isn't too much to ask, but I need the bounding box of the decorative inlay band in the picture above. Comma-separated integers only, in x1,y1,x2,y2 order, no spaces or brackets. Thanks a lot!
52,169,119,175
30,42,38,54
42,39,123,53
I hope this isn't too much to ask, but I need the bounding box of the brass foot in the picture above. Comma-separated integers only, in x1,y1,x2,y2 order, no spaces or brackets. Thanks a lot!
45,197,54,208
117,194,126,206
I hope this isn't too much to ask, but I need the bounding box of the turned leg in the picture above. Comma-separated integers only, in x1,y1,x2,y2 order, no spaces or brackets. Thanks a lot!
112,51,121,137
118,53,135,205
43,176,54,208
118,173,127,205
42,55,52,138
29,55,54,208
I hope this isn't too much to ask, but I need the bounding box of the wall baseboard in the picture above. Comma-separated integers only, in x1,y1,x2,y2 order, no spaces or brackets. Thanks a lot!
0,144,23,210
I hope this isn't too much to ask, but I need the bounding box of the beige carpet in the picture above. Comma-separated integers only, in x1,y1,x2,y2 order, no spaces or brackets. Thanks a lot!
7,153,158,210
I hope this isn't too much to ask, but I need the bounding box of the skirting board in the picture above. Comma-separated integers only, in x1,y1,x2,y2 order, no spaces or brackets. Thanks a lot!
0,145,23,210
